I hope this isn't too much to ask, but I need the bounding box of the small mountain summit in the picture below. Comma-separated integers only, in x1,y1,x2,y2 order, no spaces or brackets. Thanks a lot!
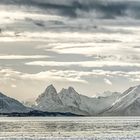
68,87,79,94
59,87,81,108
36,85,64,112
44,84,57,95
36,84,58,101
59,87,79,96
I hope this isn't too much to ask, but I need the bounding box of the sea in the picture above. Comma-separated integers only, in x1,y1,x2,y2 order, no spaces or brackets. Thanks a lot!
0,117,140,140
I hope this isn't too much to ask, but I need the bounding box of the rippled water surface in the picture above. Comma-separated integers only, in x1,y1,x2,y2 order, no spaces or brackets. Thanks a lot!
0,117,140,140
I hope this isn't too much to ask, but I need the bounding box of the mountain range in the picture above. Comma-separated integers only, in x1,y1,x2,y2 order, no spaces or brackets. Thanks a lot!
1,84,140,116
35,85,120,116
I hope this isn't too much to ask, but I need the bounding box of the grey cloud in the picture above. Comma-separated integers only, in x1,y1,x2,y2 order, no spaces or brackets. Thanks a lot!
1,0,140,19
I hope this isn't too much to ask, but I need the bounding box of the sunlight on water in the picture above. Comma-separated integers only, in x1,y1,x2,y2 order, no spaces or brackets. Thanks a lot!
0,117,140,140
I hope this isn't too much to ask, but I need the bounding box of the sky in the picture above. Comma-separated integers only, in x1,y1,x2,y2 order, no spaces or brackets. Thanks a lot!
0,0,140,101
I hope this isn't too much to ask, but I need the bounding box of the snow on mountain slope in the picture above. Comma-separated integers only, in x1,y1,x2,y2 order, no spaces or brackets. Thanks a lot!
35,85,88,115
59,87,120,115
103,85,140,116
35,85,120,115
81,92,120,115
58,87,90,115
59,87,81,108
0,92,29,113
36,85,65,112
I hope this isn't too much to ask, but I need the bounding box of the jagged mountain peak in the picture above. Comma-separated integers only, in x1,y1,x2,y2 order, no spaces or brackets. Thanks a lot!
45,84,56,93
68,86,75,91
38,84,58,99
68,87,79,94
36,85,63,112
36,84,59,102
59,86,79,96
47,84,55,88
59,87,82,110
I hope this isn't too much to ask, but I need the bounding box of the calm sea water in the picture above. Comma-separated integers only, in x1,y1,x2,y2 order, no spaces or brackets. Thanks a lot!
0,117,140,140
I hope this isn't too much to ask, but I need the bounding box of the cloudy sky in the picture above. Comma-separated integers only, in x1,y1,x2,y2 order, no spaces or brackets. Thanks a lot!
0,0,140,101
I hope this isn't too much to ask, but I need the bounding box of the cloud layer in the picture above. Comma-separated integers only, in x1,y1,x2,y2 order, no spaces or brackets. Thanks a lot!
0,0,140,100
1,0,140,19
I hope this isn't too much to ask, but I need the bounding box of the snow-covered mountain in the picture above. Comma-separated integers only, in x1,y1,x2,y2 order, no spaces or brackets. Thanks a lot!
35,85,120,115
36,85,65,112
102,85,140,116
35,85,86,115
0,92,30,113
2,84,140,116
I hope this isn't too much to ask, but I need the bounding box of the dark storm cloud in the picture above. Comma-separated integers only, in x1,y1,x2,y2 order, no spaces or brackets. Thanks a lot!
1,0,140,19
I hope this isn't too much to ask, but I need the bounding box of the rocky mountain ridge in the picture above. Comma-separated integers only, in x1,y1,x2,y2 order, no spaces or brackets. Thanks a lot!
1,84,140,116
